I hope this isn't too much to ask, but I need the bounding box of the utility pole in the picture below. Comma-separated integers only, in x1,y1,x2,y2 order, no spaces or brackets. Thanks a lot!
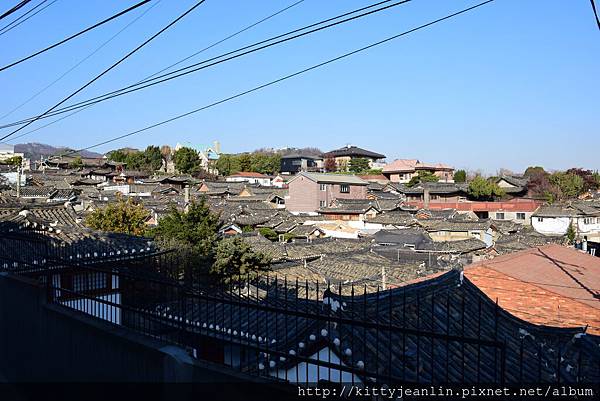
16,164,21,198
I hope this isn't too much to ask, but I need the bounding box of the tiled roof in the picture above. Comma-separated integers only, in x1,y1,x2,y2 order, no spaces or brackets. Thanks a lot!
465,244,600,333
419,219,492,232
493,228,564,255
366,210,417,226
319,199,379,214
180,270,600,384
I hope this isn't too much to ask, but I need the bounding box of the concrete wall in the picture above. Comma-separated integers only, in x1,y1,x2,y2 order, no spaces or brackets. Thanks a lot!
0,274,290,399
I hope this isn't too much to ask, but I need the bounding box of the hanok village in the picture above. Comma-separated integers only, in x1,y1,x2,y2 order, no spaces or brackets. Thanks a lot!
0,142,599,394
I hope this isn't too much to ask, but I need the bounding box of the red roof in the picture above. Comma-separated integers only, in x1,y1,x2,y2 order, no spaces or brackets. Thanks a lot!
405,199,541,213
228,172,268,178
465,245,600,334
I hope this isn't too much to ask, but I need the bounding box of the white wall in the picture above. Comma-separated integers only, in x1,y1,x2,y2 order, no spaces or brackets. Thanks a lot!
274,347,362,384
226,177,271,186
62,294,121,325
532,216,571,235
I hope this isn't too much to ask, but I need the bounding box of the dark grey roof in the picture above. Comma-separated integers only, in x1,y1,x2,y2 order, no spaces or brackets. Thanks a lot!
319,199,379,214
367,210,417,226
323,145,386,160
374,229,432,248
533,203,600,218
419,219,493,232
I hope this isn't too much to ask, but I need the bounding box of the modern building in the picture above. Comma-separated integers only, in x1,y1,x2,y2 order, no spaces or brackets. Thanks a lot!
280,153,323,174
322,145,386,171
286,172,369,213
0,143,29,171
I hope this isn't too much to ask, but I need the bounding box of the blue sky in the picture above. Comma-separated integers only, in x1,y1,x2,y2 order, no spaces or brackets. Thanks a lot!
0,0,598,173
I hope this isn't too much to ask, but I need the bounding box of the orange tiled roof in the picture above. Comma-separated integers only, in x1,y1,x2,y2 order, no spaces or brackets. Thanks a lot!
465,244,600,334
228,172,268,178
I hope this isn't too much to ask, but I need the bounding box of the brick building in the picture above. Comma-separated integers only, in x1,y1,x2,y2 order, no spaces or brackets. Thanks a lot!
286,172,369,213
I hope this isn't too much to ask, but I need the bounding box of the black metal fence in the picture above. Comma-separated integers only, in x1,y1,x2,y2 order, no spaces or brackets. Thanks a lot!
1,232,599,386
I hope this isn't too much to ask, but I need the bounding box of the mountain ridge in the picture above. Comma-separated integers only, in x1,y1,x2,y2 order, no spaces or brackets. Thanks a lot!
14,143,103,161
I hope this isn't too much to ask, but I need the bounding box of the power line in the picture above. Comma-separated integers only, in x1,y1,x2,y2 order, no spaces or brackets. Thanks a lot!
2,0,307,137
0,0,152,73
144,0,306,82
0,0,207,143
61,0,496,158
591,0,600,30
1,0,413,132
0,0,52,35
0,0,161,120
0,0,32,22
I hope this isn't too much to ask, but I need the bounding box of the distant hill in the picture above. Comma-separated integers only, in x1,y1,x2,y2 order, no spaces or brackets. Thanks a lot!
14,143,103,161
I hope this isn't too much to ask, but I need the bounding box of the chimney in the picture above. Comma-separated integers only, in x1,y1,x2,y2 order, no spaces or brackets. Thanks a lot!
423,187,430,209
184,185,190,212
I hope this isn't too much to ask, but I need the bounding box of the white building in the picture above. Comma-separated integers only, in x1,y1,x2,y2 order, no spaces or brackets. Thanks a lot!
0,143,29,171
532,203,600,243
226,172,271,187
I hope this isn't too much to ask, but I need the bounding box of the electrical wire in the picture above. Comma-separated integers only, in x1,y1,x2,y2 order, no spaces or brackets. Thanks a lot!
0,0,32,22
0,0,161,120
0,0,152,73
0,0,207,142
1,0,413,132
60,0,496,158
0,0,54,36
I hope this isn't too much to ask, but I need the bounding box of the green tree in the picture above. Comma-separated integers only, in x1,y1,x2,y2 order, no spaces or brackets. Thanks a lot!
2,155,22,166
144,145,163,171
85,197,150,236
524,166,546,178
348,157,371,173
548,172,584,199
173,147,201,174
215,154,234,176
468,176,505,200
107,149,128,163
258,227,279,241
69,156,83,168
151,199,220,256
406,170,440,187
238,153,252,172
453,169,467,183
566,222,576,244
210,237,271,281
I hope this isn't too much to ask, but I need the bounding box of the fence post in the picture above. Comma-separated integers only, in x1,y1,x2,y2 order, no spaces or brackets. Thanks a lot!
46,270,53,303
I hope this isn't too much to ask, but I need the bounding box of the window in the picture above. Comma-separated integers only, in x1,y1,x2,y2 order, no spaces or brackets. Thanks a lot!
516,213,526,220
584,217,596,225
319,200,327,208
495,213,505,220
537,217,544,222
320,184,327,191
340,184,350,193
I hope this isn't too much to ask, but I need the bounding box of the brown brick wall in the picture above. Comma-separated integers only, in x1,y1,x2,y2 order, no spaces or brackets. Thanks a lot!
287,177,367,213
